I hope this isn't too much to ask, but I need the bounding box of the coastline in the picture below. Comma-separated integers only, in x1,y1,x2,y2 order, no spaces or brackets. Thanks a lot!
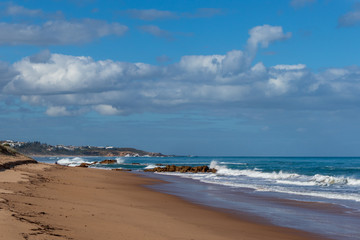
0,162,329,240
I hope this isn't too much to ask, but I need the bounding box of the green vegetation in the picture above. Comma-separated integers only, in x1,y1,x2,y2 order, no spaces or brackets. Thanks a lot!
0,144,17,156
7,141,165,157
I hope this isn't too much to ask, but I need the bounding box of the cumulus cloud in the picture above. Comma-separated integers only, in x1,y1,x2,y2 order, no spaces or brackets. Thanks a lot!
2,24,360,116
0,19,128,45
290,0,316,9
267,65,309,95
6,53,159,95
139,25,173,40
247,25,291,54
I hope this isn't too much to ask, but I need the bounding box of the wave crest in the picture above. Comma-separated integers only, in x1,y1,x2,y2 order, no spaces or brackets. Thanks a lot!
116,157,125,164
56,157,89,167
209,161,360,187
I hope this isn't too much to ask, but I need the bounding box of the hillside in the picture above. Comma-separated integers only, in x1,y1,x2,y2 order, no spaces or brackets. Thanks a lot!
1,141,166,157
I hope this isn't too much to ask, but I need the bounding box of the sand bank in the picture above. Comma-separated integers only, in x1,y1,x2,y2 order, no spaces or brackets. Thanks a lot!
0,162,328,240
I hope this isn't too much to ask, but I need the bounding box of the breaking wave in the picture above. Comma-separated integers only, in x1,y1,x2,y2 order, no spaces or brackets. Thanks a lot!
56,157,90,167
209,161,360,187
115,157,125,164
144,164,158,169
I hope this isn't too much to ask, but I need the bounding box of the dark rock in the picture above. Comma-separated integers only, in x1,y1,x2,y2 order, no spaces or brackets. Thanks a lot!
99,160,117,164
78,163,90,168
112,168,132,171
209,168,217,173
132,163,140,165
144,165,216,173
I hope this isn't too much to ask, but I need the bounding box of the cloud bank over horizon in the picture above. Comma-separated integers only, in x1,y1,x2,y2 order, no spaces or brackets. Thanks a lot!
1,24,360,117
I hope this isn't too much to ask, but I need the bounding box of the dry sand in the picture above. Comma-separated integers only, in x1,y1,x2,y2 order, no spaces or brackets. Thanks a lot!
0,161,329,240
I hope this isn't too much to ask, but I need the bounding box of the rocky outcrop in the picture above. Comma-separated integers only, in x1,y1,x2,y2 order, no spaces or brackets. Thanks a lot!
99,160,117,164
144,165,217,173
78,163,91,168
75,159,117,168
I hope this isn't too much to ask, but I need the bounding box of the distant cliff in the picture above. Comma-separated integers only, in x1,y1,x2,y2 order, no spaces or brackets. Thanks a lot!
1,141,166,157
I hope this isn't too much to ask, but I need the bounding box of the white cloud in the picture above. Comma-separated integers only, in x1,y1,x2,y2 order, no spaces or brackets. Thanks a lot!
0,62,17,88
183,8,223,18
290,0,316,9
5,4,43,17
124,9,177,21
28,49,51,63
338,9,360,27
221,50,248,77
45,106,71,116
139,25,173,40
93,104,122,115
6,53,158,95
247,25,292,55
2,24,360,116
123,8,223,20
177,54,225,74
267,69,307,95
273,64,306,70
156,55,171,63
0,19,128,45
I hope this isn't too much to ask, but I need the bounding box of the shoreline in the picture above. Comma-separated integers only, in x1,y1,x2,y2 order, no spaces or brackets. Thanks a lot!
144,170,354,213
0,162,329,240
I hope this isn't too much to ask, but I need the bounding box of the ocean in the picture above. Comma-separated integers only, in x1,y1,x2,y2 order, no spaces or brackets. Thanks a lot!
35,156,360,240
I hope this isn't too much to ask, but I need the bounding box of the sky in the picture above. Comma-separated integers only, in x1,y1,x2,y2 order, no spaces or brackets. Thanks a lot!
1,0,360,156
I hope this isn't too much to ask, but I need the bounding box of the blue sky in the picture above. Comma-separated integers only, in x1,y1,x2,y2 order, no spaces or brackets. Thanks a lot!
1,0,360,156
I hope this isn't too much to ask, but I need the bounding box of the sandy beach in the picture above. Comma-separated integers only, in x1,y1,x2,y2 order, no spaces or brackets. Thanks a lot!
0,158,329,240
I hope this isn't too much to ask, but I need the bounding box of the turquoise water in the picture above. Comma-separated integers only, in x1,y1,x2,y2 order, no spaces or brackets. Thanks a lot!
35,156,360,239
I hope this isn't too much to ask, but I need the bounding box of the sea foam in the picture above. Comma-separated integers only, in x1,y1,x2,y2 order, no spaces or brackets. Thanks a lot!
115,157,125,164
56,157,90,167
209,161,360,187
144,164,158,169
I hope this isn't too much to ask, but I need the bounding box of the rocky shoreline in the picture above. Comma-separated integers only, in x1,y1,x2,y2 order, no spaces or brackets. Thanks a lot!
144,165,217,173
72,160,217,174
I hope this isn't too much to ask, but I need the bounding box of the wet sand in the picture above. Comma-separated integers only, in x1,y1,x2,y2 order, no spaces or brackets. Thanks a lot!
0,161,329,240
